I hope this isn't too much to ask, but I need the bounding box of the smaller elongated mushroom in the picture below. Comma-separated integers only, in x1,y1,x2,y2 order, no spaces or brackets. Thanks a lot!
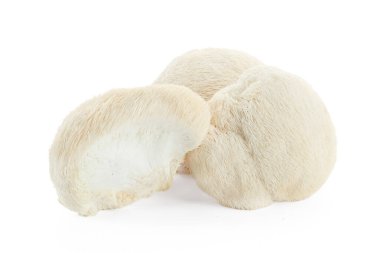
50,85,210,215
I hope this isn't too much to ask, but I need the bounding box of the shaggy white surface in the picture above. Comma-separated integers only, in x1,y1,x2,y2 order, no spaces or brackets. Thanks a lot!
186,65,336,210
50,85,210,215
155,48,262,101
155,48,262,173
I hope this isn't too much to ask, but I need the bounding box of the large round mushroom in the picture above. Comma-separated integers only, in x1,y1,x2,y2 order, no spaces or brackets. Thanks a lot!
187,66,336,210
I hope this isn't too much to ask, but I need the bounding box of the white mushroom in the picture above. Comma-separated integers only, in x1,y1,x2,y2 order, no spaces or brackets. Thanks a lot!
187,66,336,210
50,85,210,215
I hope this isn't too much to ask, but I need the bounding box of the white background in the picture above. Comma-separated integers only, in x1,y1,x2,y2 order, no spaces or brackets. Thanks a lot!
0,0,379,252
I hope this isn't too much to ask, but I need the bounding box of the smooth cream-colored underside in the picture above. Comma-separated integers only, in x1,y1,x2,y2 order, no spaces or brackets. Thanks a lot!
79,118,187,193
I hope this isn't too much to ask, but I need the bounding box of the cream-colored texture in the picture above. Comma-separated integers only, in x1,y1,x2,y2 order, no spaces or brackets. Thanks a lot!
187,66,336,210
155,48,262,173
155,48,262,101
50,85,210,216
